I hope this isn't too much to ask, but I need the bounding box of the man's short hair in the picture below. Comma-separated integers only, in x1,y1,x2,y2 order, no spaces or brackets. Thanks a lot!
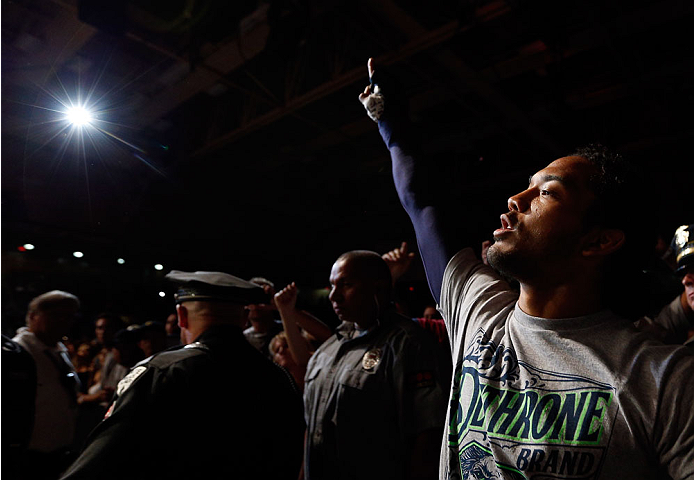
337,250,393,296
573,144,655,317
27,290,80,317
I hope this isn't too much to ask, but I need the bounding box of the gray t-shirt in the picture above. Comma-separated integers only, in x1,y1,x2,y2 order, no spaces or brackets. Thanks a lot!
438,248,694,479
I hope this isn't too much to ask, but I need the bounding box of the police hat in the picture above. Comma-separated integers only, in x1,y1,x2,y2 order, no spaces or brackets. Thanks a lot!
165,270,268,305
672,224,694,275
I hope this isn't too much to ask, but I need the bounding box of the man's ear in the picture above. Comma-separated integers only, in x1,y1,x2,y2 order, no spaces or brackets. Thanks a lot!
582,228,626,257
176,304,188,330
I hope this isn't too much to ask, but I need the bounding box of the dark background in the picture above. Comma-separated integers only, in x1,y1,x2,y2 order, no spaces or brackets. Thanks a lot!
3,0,692,335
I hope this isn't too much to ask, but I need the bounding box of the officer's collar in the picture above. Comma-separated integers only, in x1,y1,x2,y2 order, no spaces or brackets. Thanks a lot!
192,323,244,345
335,308,396,341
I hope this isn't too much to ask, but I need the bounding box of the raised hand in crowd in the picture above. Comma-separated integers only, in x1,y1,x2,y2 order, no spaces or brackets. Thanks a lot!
382,241,416,284
273,282,332,390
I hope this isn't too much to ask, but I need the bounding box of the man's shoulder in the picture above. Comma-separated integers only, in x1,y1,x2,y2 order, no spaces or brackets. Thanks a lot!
142,343,210,369
12,328,37,350
309,332,339,356
380,312,439,346
442,248,498,288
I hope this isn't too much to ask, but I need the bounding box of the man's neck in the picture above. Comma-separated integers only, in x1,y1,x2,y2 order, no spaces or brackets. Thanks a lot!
518,280,604,319
30,329,59,347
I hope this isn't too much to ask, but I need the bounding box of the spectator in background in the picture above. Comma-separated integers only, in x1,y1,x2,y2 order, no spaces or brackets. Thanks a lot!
130,321,167,358
164,312,180,348
382,241,417,286
269,331,310,390
74,313,129,449
273,282,333,390
638,224,694,345
303,250,448,480
61,270,304,480
71,343,94,392
12,290,81,480
86,313,124,390
422,305,441,321
78,313,126,409
243,276,284,358
382,242,452,382
73,326,145,449
682,270,694,346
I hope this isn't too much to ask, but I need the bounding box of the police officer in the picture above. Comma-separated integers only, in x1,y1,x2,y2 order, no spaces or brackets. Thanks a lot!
303,251,448,480
61,271,305,480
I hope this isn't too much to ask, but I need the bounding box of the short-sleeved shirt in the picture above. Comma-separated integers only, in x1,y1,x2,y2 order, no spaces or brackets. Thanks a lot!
438,248,694,479
303,310,448,480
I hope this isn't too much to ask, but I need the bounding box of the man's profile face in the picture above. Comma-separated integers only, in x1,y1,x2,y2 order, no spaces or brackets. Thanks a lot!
682,270,694,311
31,305,78,344
165,313,179,335
328,257,378,327
487,156,598,279
95,318,111,344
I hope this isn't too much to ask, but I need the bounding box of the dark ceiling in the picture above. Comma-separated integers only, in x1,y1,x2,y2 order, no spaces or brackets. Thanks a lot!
2,0,693,322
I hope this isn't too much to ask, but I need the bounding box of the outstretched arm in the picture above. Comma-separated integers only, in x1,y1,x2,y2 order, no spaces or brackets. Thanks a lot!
274,283,332,366
360,58,459,302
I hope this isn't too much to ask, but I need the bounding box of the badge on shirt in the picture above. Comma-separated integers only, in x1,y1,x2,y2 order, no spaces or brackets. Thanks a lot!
362,348,382,370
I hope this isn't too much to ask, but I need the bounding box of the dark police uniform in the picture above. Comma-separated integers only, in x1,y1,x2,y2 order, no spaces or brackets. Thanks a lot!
303,309,448,480
61,272,305,480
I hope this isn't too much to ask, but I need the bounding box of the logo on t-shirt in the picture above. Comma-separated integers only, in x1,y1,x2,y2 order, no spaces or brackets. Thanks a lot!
450,329,615,479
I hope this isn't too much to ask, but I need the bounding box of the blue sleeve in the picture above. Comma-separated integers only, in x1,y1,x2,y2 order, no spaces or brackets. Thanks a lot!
378,116,460,303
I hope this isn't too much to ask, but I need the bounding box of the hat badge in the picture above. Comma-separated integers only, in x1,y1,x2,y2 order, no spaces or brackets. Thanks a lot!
362,348,382,370
674,225,689,248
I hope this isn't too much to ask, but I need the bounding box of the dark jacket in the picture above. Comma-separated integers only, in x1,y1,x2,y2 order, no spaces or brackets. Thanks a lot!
61,324,305,480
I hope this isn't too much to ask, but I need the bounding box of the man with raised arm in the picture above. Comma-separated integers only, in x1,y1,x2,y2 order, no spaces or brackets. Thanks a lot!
360,58,694,479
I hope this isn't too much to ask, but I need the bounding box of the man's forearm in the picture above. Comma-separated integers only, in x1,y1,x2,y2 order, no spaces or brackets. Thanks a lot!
378,116,455,302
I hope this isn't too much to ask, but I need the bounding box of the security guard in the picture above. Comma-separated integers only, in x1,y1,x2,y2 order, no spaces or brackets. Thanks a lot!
304,251,448,480
61,271,305,480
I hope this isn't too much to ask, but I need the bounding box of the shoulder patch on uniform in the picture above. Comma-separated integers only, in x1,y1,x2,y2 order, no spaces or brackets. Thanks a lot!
116,365,147,397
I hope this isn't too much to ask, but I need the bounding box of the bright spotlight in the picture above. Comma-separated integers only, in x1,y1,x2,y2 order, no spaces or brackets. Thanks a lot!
73,251,84,258
65,106,93,127
117,258,125,265
23,244,35,250
159,291,166,298
154,264,164,271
